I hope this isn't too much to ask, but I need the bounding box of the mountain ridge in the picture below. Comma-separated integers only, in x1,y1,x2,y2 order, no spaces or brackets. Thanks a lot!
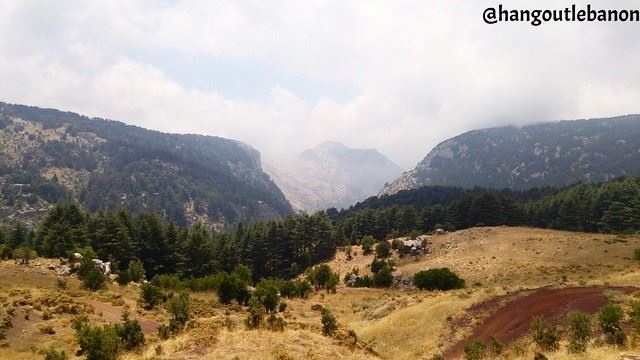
380,115,640,195
0,102,293,228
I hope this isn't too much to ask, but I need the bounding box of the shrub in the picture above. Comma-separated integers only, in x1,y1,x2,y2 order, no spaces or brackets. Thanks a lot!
12,245,37,265
391,239,404,250
78,259,107,291
373,263,394,288
167,293,190,329
266,313,286,331
463,339,485,360
307,264,339,292
375,241,391,258
321,308,337,336
72,317,120,360
115,270,130,285
634,248,640,262
361,235,375,255
115,311,145,350
629,300,640,337
598,304,626,346
151,274,182,290
413,268,465,291
489,336,503,356
533,353,548,360
43,347,68,360
370,258,394,273
245,296,265,329
151,273,225,292
326,273,339,293
567,311,591,353
295,279,313,298
530,316,560,351
127,259,145,283
139,283,165,310
218,273,250,305
255,279,280,313
279,279,312,299
278,302,287,312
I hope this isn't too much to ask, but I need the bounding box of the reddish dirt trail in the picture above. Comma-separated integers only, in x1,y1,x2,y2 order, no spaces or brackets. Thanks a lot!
444,286,637,359
85,299,160,332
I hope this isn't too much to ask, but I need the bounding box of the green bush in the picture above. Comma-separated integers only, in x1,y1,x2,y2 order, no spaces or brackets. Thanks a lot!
218,273,250,305
530,316,560,351
278,302,287,312
463,339,486,360
321,308,337,336
139,283,165,310
361,235,375,255
567,311,591,353
44,347,68,360
307,264,339,292
375,241,391,258
115,270,130,285
151,273,225,292
373,263,394,288
279,279,312,299
266,313,286,331
598,304,626,346
629,300,640,337
167,293,190,328
413,268,465,291
78,259,107,291
245,296,265,329
115,311,145,350
255,279,280,313
12,244,37,265
72,316,120,360
127,259,145,283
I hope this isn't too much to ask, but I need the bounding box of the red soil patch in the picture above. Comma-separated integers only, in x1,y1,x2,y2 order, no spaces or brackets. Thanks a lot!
444,286,637,359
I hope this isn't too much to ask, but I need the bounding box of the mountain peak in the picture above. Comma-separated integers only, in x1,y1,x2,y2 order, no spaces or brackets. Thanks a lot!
313,141,348,150
267,142,403,211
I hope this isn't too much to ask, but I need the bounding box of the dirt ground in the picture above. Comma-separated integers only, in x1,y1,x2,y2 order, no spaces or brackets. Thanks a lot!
444,286,639,358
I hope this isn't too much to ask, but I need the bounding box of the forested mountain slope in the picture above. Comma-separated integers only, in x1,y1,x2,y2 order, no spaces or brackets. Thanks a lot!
381,115,640,195
0,102,292,227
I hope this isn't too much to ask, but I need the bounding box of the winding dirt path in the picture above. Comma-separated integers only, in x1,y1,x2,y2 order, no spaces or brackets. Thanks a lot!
444,286,637,359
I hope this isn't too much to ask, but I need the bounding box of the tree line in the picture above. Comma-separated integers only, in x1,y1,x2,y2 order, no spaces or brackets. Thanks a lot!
1,175,639,285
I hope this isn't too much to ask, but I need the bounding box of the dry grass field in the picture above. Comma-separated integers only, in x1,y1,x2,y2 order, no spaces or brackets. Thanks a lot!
2,227,640,359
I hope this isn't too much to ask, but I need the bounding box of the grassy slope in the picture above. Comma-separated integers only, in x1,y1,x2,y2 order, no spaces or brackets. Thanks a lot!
1,227,640,359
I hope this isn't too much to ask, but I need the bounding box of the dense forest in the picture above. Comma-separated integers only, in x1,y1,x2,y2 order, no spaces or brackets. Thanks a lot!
337,175,640,241
1,175,639,286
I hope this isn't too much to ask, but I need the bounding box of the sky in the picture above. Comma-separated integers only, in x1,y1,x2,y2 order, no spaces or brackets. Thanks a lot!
0,1,639,168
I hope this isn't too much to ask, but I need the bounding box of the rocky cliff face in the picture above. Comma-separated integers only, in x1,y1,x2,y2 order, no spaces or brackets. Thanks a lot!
381,115,640,195
0,102,292,227
267,142,403,212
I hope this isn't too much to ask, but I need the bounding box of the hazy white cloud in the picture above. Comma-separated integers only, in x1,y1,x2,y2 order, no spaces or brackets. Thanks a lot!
0,0,639,168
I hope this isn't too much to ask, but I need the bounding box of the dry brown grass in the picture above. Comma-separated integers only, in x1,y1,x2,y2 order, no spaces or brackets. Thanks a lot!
2,227,640,359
